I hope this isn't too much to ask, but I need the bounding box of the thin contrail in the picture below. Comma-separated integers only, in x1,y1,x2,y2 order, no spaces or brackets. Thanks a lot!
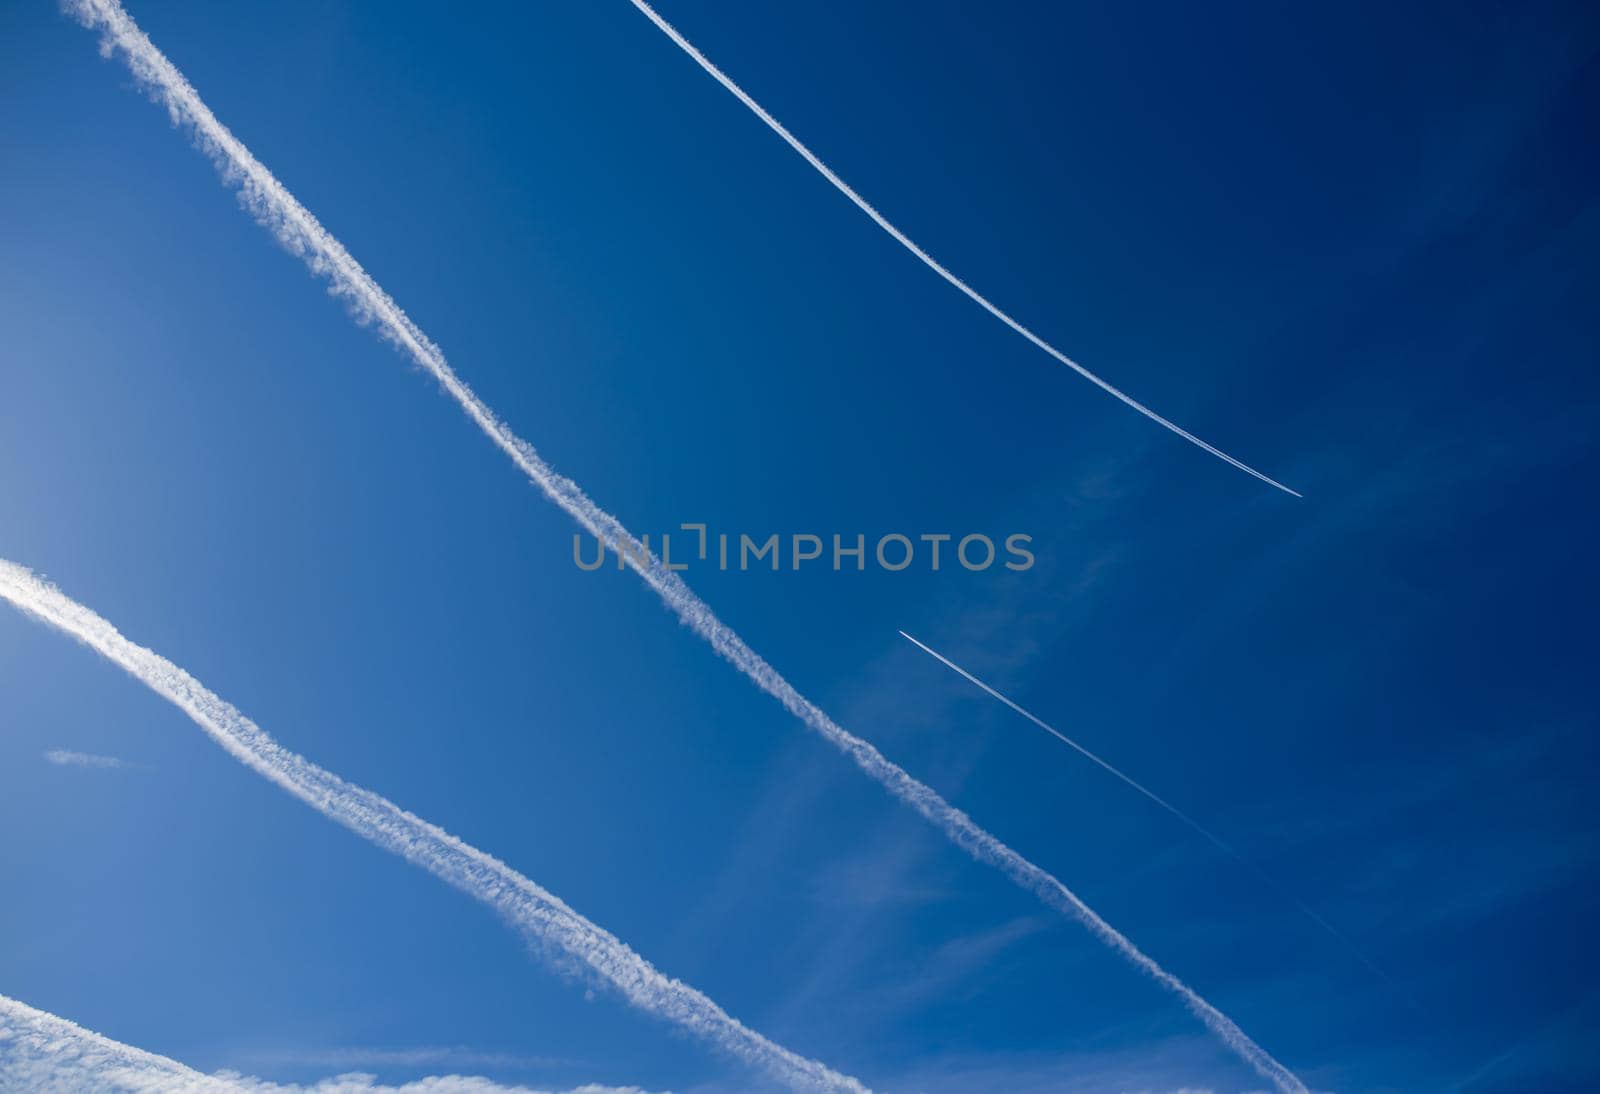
623,0,1300,498
900,629,1399,988
64,4,1305,1088
0,561,864,1094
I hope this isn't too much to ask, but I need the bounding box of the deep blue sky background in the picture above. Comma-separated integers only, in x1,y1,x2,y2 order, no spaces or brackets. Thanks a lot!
2,1,1597,1090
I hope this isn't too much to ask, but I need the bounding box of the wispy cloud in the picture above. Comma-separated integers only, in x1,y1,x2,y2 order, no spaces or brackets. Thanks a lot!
623,0,1298,497
63,4,1301,1086
0,561,862,1094
44,748,134,769
875,916,1049,1013
0,991,662,1093
879,1031,1286,1094
238,1049,573,1075
243,1082,657,1094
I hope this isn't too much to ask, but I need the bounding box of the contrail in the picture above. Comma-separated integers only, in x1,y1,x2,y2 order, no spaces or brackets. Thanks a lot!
0,991,662,1092
1,991,233,1093
623,0,1299,498
0,561,864,1094
900,629,1400,988
64,4,1305,1088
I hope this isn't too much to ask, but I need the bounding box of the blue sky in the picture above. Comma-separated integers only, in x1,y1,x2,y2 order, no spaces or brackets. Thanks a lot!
2,1,1598,1091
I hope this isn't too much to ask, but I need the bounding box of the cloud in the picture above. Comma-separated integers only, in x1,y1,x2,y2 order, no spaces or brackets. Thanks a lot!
0,991,660,1094
876,915,1050,1013
877,1031,1288,1094
62,3,1300,1086
0,559,862,1094
237,1050,572,1075
235,1079,655,1094
43,748,133,769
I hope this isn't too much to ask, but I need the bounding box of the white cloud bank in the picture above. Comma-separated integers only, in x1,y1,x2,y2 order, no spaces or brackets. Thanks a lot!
60,2,1303,1088
0,561,862,1094
0,991,660,1094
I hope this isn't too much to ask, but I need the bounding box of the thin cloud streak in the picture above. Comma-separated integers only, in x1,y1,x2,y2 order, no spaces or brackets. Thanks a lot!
240,1048,573,1074
0,991,662,1093
45,748,132,769
624,0,1299,497
0,561,863,1094
64,4,1303,1087
899,629,1398,988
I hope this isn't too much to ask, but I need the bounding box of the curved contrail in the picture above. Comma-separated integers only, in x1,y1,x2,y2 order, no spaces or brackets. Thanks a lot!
624,0,1299,497
0,561,864,1094
900,629,1400,987
63,3,1305,1088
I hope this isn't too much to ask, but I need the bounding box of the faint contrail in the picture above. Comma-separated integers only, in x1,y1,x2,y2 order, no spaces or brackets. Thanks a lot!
0,991,662,1093
900,629,1399,987
0,561,863,1094
44,747,131,769
64,4,1305,1087
623,0,1299,497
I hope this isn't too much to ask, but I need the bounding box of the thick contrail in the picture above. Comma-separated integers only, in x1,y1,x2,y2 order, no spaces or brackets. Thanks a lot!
900,629,1398,987
623,0,1299,497
64,4,1305,1088
0,991,660,1093
0,561,863,1094
1,992,233,1093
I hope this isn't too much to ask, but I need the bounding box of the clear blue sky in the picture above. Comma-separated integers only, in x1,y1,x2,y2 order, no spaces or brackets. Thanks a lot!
2,1,1597,1091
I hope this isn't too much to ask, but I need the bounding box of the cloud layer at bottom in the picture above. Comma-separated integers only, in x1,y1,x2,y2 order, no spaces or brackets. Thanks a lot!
0,992,660,1094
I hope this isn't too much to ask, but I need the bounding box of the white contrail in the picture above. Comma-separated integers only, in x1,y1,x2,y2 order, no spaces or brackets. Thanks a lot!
1,991,233,1093
900,629,1399,987
0,991,662,1093
0,561,863,1094
623,0,1300,498
64,4,1305,1088
900,630,1249,847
